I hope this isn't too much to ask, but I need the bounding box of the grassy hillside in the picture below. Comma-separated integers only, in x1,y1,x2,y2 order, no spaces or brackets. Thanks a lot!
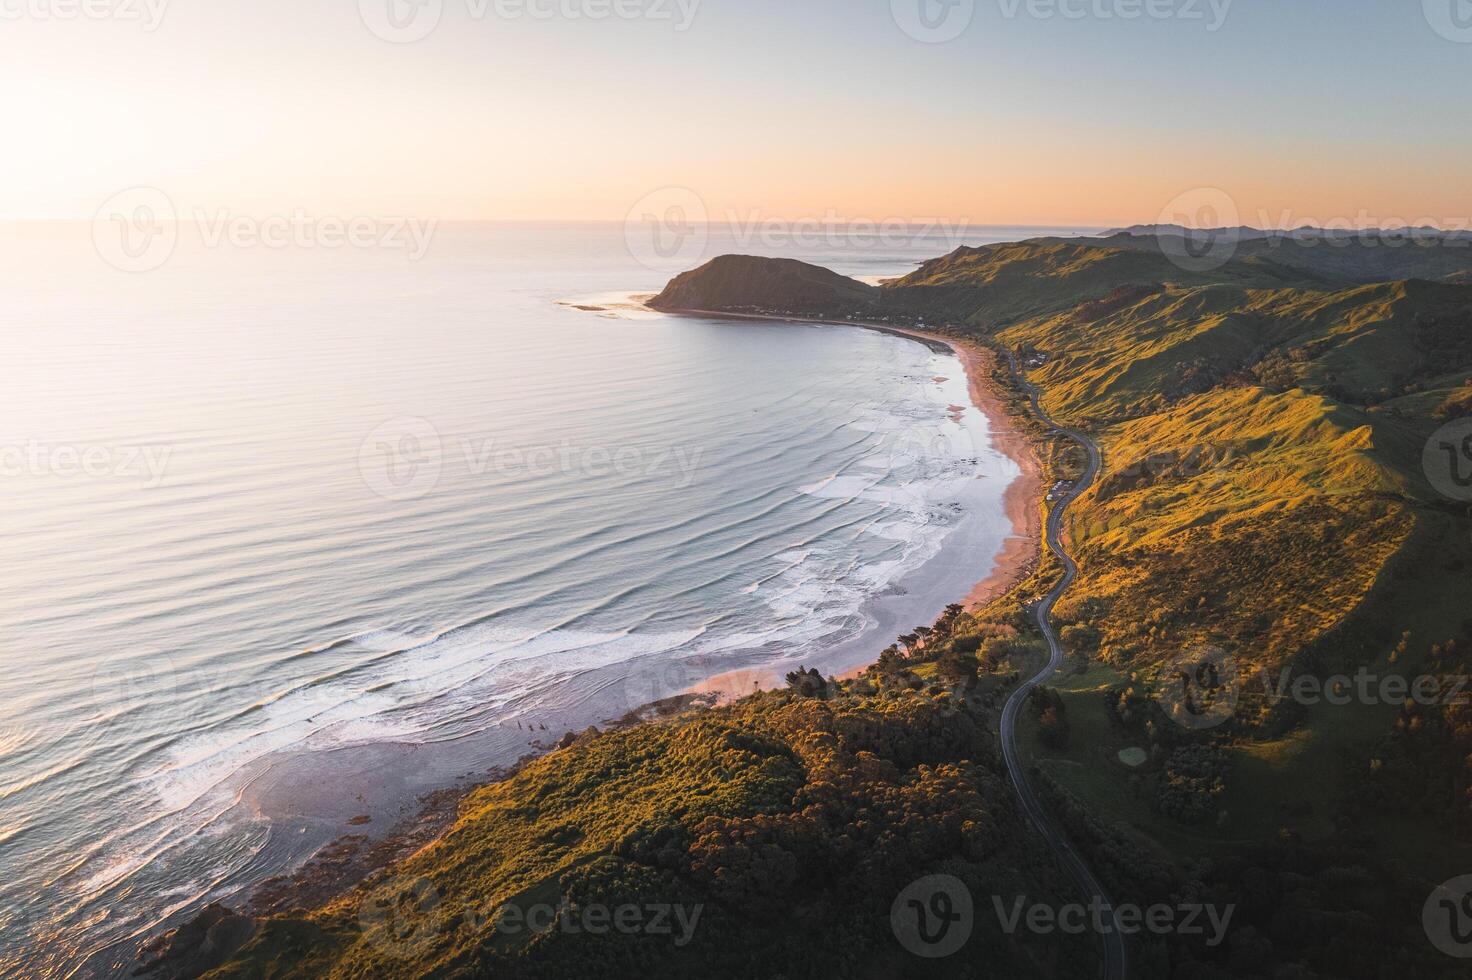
886,241,1304,328
186,686,1093,980
945,240,1472,961
990,272,1472,690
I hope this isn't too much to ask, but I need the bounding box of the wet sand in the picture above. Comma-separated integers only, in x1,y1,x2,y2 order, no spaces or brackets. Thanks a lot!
900,329,1041,612
682,311,1045,697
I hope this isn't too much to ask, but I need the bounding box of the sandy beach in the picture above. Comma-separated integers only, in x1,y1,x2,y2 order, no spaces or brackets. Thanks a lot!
675,309,1045,696
878,324,1043,613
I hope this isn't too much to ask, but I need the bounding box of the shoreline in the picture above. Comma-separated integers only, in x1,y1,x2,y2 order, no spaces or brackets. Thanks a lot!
668,305,1044,695
657,307,1043,616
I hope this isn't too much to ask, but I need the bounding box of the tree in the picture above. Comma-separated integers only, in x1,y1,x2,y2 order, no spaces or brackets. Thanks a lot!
1039,707,1070,750
872,645,905,676
784,667,828,699
938,652,981,691
934,604,966,640
1031,688,1071,750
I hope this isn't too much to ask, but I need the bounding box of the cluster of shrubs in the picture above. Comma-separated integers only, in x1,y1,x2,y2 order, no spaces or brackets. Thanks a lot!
860,604,1034,701
1029,687,1071,751
1044,769,1463,979
1353,635,1472,840
1155,744,1230,826
1098,678,1235,827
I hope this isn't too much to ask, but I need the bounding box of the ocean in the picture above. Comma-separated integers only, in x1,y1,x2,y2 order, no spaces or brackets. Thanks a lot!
0,220,1094,977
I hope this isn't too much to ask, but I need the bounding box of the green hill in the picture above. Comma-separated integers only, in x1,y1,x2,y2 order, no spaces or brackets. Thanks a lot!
886,240,1303,327
182,690,1092,979
648,254,880,318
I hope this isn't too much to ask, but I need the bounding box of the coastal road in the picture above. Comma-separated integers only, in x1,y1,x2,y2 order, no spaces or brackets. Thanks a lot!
663,308,1127,975
998,352,1127,980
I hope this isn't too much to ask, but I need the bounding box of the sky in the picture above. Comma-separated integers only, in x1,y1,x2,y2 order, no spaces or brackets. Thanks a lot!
2,0,1470,227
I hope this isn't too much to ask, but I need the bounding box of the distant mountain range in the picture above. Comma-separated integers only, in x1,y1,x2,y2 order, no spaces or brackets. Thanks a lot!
1102,222,1472,243
1101,220,1466,245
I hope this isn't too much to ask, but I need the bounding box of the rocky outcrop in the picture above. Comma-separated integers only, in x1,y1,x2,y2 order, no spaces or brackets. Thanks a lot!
134,904,257,980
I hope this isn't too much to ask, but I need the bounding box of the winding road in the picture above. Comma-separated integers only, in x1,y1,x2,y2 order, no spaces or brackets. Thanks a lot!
997,351,1127,980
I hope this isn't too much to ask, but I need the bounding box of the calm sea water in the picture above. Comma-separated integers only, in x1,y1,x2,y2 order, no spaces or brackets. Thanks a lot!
0,222,1091,977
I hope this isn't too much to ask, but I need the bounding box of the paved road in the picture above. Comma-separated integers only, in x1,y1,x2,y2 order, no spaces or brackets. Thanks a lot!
998,352,1127,980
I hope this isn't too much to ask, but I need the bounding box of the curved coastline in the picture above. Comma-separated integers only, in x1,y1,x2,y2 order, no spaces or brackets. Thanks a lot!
121,305,1046,975
653,305,1043,620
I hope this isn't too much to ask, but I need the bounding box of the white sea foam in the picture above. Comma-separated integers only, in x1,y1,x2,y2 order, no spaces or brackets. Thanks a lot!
1,230,1026,979
143,622,706,813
